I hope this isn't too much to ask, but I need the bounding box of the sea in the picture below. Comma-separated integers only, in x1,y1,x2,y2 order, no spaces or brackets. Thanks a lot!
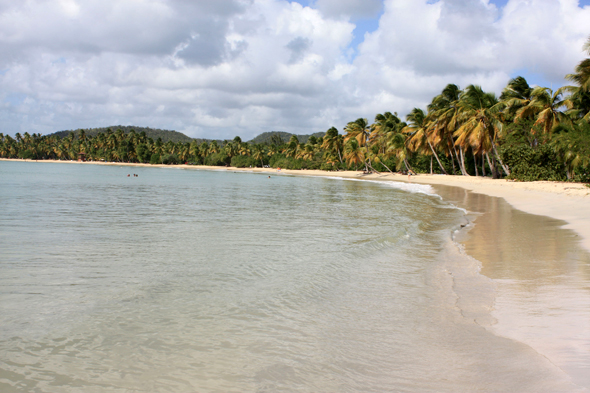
0,160,589,392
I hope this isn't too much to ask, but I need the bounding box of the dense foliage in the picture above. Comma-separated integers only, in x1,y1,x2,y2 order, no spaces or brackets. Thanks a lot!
51,126,196,143
2,38,590,183
248,131,326,145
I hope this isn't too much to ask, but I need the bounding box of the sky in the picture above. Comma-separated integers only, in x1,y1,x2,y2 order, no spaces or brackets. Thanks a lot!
1,0,590,140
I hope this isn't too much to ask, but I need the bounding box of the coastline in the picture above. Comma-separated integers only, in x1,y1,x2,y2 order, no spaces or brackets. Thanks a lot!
3,158,590,389
4,158,588,252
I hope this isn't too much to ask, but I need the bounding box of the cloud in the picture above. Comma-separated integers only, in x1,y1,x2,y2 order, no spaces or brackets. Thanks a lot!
0,0,589,140
314,0,383,19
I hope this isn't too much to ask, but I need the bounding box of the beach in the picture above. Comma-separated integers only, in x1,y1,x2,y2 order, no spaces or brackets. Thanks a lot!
3,158,590,390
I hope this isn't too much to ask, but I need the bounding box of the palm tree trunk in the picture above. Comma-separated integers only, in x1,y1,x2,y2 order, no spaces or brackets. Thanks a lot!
482,153,486,177
380,160,395,174
486,152,499,179
450,149,456,175
472,150,479,177
427,139,448,175
490,140,510,176
403,158,413,173
458,146,470,176
430,156,433,175
367,161,381,174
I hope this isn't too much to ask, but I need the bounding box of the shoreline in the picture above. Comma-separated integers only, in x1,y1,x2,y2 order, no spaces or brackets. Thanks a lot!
3,158,590,389
4,158,588,252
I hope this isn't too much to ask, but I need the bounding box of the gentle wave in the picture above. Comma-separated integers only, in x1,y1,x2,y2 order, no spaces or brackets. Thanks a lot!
321,176,436,195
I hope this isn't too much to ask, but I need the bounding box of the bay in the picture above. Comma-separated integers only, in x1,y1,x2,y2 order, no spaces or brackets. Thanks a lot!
0,161,581,392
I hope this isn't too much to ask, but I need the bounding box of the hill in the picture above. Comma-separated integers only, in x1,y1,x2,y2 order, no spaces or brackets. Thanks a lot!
248,131,326,145
50,126,195,143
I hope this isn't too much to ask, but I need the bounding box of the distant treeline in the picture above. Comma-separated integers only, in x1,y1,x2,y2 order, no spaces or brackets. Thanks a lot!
249,131,326,145
51,126,198,144
1,38,589,182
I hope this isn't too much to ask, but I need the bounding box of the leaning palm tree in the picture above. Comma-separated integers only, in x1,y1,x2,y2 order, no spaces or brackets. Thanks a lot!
384,131,413,173
454,85,509,177
343,138,366,171
404,108,448,174
426,84,462,174
370,112,403,154
344,118,372,170
320,127,344,165
284,135,300,158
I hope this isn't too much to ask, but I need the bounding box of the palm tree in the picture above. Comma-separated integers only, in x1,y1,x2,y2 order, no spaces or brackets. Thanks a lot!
370,112,402,153
426,84,462,174
551,121,590,179
320,127,344,165
344,118,371,171
384,130,413,173
284,135,300,158
499,76,534,123
566,36,590,92
404,108,448,174
208,141,220,155
515,87,570,137
564,38,590,122
296,143,316,161
344,118,370,146
563,87,590,122
252,144,265,167
454,85,509,177
343,138,365,170
189,141,200,163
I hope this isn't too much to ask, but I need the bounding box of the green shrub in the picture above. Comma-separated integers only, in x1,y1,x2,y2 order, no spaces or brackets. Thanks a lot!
135,144,150,163
230,155,257,168
161,154,179,165
320,163,338,171
204,152,230,166
501,144,566,181
19,149,35,160
149,153,161,164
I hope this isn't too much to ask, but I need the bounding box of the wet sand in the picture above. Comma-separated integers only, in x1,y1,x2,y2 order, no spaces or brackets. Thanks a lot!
436,185,590,390
4,158,590,389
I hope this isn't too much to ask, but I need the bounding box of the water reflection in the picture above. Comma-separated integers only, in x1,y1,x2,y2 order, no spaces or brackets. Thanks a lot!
434,184,590,389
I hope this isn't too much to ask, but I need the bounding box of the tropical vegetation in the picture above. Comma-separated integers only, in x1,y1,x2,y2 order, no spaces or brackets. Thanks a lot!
2,38,590,182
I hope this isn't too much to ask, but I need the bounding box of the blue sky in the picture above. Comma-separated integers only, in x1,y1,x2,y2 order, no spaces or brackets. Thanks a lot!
291,0,590,90
1,0,589,138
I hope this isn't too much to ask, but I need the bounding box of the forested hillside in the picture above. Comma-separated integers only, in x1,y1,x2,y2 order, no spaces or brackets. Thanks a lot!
51,126,195,143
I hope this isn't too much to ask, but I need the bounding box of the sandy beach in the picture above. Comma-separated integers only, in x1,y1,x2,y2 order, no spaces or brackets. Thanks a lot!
3,158,590,389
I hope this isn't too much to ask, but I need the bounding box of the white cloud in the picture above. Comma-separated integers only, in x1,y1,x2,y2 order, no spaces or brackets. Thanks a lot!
314,0,383,19
0,0,589,139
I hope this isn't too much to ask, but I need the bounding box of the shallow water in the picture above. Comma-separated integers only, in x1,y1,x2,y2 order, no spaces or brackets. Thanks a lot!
439,185,590,389
0,161,586,392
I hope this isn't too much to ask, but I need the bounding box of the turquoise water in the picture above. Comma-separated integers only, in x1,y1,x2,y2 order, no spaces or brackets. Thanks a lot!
0,161,582,392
